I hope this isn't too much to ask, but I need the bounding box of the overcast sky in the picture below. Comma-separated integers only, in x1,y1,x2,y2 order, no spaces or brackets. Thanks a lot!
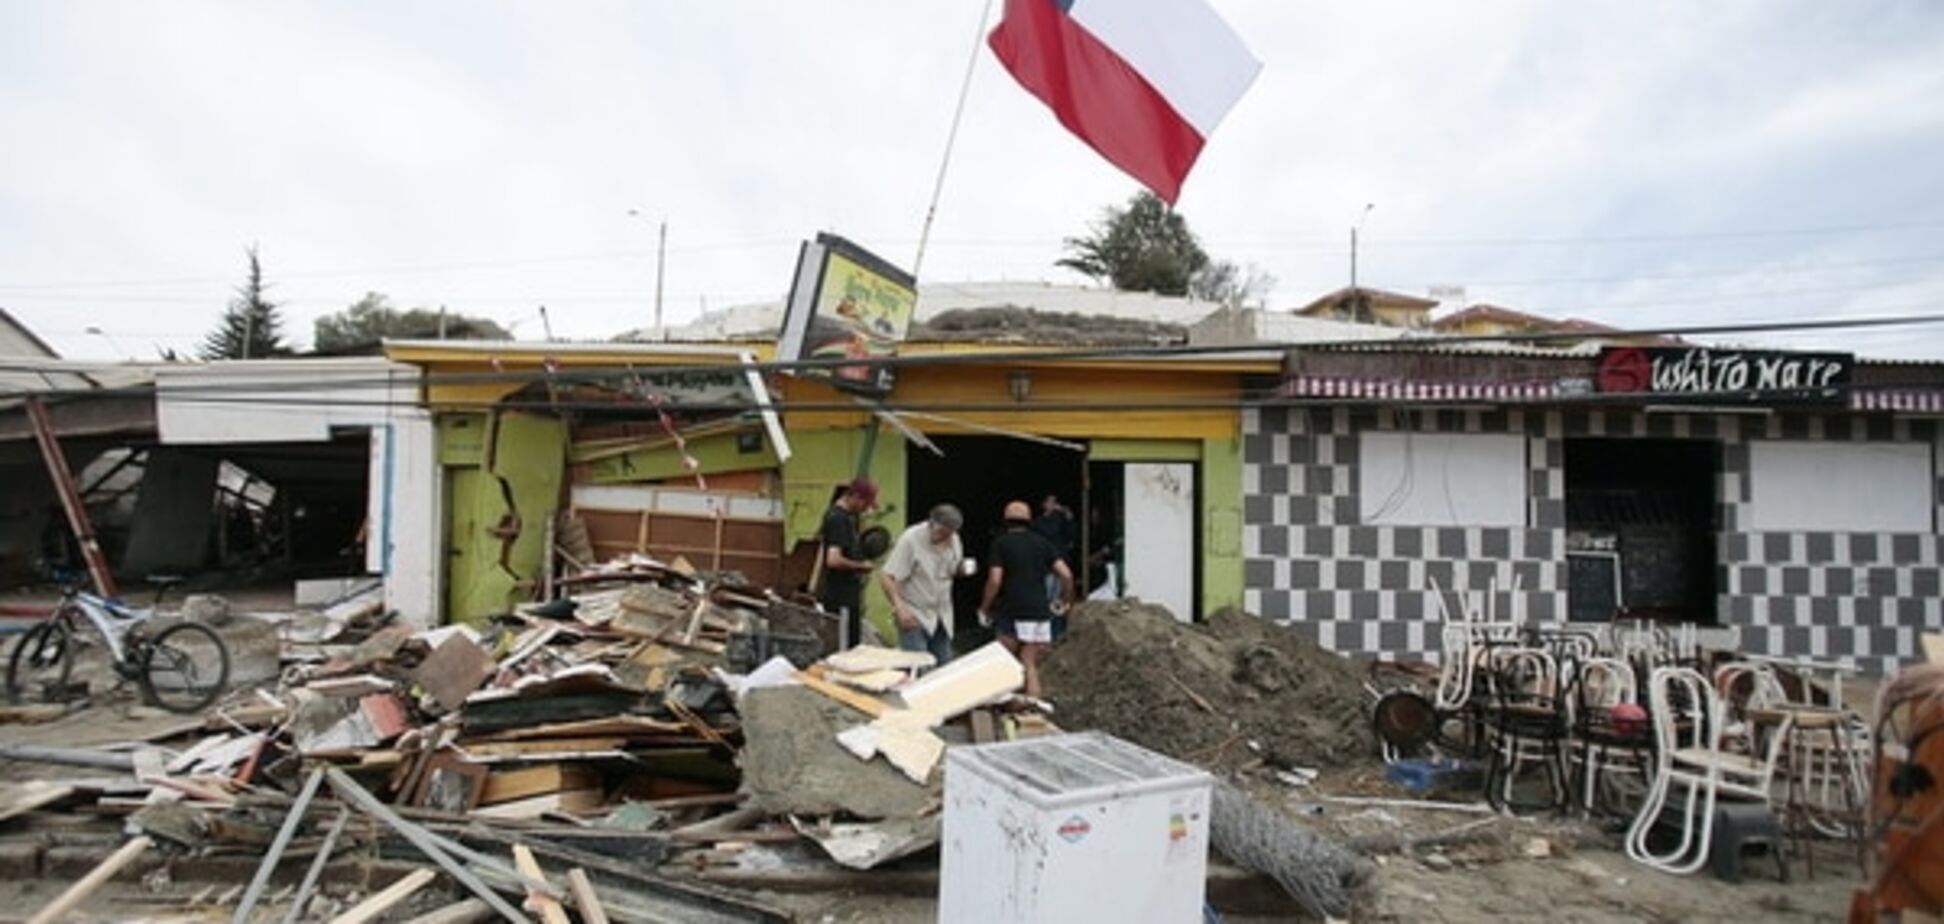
3,1,1943,360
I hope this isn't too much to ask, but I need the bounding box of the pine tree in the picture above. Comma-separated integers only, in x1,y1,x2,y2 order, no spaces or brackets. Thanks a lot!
200,245,290,360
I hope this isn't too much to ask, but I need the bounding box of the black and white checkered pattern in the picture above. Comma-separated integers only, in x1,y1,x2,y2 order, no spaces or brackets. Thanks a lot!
1243,406,1944,674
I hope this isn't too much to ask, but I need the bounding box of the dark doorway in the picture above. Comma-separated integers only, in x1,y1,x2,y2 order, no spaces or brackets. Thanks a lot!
906,435,1086,640
1565,438,1719,625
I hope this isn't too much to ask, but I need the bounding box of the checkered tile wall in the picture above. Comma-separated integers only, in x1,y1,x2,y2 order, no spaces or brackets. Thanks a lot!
1242,406,1944,674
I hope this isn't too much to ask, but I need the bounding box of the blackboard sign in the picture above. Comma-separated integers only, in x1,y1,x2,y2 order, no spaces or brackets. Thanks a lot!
1567,552,1621,623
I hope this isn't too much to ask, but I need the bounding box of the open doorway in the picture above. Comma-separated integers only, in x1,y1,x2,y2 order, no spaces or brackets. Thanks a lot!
905,435,1085,639
1565,438,1719,625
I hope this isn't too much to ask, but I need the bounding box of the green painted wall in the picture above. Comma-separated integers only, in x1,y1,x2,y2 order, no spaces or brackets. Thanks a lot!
781,424,907,643
1089,438,1203,462
445,411,568,625
581,429,780,484
1201,436,1244,616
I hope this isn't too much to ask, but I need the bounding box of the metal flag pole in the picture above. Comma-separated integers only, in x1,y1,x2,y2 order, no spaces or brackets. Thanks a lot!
911,0,996,282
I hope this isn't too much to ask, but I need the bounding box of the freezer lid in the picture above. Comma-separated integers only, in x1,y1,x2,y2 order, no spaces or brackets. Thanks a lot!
948,732,1211,806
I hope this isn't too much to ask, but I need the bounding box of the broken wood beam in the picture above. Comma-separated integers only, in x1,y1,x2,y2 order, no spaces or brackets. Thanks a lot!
566,869,609,924
26,835,153,924
398,899,496,924
232,768,324,924
792,669,890,718
328,867,437,924
511,844,571,924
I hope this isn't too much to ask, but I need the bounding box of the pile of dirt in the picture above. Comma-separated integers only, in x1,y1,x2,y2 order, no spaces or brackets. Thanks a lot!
1041,600,1373,771
910,306,1187,345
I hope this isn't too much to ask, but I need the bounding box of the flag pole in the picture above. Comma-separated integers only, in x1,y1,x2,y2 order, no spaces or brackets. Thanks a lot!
911,0,995,282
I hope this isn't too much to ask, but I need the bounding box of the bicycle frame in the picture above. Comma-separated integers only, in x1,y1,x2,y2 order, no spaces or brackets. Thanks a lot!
59,592,154,666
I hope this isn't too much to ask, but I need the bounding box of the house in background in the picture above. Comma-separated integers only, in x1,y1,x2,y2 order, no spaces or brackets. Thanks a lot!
1293,286,1441,329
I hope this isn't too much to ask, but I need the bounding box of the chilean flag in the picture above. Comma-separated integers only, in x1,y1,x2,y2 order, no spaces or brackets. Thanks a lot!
989,0,1260,204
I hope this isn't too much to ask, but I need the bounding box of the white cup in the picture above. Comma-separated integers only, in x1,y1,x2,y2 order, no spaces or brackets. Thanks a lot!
958,557,978,577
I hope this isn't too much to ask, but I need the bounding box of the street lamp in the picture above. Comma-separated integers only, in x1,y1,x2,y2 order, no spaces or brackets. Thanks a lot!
83,326,131,360
627,209,667,340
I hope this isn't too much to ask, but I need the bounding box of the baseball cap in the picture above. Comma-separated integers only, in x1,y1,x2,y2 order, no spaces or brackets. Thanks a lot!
846,477,879,507
928,503,964,531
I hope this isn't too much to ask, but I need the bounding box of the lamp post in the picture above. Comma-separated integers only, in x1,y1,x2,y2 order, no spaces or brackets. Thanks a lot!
83,326,131,360
627,209,666,340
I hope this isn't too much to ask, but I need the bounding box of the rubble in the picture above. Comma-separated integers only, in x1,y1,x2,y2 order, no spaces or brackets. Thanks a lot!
1041,600,1375,770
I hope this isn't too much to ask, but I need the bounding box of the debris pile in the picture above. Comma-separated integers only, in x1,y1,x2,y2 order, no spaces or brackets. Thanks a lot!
1041,600,1375,771
0,556,1055,920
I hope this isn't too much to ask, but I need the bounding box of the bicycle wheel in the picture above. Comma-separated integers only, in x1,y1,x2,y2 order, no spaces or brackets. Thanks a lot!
6,618,73,704
138,622,230,713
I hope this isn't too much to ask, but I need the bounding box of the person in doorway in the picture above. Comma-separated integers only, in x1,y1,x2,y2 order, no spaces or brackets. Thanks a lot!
819,477,878,646
980,500,1074,699
1032,494,1078,639
880,503,965,665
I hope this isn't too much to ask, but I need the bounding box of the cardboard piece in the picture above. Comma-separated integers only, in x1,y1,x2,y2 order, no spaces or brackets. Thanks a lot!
413,633,495,712
481,764,604,806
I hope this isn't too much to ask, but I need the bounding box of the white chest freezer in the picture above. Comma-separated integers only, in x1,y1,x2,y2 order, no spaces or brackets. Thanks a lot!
940,731,1213,924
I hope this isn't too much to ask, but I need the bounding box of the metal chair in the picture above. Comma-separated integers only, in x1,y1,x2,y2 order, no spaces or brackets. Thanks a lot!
1625,666,1795,875
1484,646,1569,812
1566,656,1651,817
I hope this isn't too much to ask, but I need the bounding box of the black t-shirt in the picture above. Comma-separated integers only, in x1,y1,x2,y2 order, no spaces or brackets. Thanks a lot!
820,505,862,597
1032,508,1076,561
988,526,1058,621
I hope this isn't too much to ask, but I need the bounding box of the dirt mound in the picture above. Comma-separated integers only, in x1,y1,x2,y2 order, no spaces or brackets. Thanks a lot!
911,306,1186,345
1041,600,1373,770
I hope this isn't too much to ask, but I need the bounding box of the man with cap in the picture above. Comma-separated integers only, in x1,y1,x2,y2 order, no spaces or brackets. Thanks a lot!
819,477,878,646
879,503,966,665
979,499,1075,699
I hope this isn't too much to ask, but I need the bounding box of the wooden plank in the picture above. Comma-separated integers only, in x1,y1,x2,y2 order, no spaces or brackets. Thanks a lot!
473,789,605,821
566,869,610,924
26,835,152,924
0,703,71,724
481,764,603,806
455,737,629,758
328,868,436,924
398,899,495,924
793,668,890,718
0,780,76,823
511,844,572,924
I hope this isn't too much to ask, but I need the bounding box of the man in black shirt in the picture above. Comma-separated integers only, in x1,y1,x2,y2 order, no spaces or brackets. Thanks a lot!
979,499,1074,698
819,477,878,646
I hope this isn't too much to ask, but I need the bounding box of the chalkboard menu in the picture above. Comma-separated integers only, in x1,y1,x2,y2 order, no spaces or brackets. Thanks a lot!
1567,552,1621,623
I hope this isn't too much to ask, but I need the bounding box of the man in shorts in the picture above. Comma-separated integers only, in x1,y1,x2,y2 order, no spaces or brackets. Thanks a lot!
978,500,1074,699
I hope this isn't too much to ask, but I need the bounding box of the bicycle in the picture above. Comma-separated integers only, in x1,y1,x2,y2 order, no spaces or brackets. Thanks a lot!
6,576,232,713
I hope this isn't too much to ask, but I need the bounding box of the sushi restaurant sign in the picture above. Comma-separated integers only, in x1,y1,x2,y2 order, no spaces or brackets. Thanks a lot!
1595,346,1851,403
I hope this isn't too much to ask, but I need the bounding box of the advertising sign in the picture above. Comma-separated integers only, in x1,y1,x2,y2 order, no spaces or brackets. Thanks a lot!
1595,346,1852,404
776,233,917,394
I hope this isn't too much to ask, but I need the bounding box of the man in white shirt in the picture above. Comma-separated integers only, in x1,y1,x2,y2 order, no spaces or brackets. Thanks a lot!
879,503,965,664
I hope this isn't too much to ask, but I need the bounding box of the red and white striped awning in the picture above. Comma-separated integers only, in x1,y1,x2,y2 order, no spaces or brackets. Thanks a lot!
1281,375,1560,402
1850,389,1944,413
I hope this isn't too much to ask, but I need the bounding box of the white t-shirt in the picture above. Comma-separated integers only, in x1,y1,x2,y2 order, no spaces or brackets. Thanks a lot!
883,522,963,636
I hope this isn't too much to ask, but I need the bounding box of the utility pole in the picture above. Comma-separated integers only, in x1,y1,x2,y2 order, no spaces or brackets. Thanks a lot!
1349,203,1375,322
538,305,554,342
654,220,667,341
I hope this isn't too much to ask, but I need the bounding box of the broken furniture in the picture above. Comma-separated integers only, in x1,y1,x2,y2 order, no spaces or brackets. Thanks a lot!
1482,646,1569,813
1565,656,1652,818
1625,666,1795,876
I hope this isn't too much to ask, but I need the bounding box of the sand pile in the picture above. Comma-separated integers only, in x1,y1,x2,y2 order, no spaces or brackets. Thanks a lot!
1041,600,1373,770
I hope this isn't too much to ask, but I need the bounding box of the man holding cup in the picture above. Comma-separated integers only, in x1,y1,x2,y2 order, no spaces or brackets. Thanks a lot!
880,503,969,665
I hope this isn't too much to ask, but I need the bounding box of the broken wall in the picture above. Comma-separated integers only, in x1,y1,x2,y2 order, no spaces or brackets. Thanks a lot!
122,448,217,575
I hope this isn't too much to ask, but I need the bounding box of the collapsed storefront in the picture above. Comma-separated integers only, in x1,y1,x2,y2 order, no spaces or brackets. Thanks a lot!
1243,342,1944,673
386,339,1273,636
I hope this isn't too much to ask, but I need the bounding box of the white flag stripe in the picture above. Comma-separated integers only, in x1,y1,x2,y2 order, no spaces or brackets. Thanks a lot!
1068,0,1262,138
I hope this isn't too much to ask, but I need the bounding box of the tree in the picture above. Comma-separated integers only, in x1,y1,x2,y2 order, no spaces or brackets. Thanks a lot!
1189,259,1278,309
200,245,291,360
1057,192,1210,296
312,292,510,353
